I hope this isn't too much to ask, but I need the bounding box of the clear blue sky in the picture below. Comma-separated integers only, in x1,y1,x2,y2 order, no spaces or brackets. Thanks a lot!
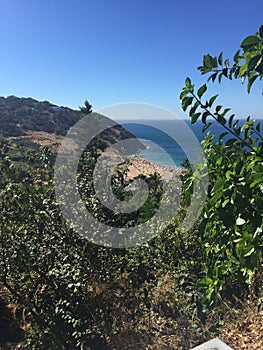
0,0,262,119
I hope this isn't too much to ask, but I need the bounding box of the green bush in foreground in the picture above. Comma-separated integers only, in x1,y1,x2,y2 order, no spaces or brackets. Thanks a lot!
0,139,204,349
180,24,263,306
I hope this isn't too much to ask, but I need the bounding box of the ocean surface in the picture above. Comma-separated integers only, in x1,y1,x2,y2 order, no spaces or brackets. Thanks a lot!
118,119,240,168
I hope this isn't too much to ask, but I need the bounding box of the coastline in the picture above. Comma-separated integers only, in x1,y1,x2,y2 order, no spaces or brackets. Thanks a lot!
97,147,186,181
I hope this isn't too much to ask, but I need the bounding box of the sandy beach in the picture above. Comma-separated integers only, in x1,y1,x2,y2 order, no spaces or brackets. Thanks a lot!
118,155,185,181
99,147,185,181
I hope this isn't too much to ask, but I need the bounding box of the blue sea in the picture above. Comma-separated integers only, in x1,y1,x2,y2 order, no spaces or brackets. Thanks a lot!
118,119,241,168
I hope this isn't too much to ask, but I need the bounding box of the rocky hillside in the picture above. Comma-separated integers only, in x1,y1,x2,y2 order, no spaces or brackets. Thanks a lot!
0,96,145,154
0,96,82,137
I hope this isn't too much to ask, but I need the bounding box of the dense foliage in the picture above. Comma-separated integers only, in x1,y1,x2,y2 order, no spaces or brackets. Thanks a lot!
0,27,262,349
180,24,263,306
0,134,203,349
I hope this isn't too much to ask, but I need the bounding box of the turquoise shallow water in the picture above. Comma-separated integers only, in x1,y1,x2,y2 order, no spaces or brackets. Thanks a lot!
137,138,186,168
118,119,211,168
118,119,252,168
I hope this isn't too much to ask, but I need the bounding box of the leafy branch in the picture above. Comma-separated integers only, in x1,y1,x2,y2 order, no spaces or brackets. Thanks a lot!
180,25,263,307
197,25,263,93
180,78,261,155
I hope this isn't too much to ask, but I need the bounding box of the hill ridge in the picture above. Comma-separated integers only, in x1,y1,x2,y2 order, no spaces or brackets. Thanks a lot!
0,95,82,137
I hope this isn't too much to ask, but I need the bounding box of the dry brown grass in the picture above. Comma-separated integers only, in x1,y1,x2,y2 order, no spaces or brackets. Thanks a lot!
1,271,262,349
219,298,263,350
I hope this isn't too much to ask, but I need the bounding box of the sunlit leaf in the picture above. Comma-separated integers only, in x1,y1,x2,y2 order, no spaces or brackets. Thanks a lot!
197,84,207,98
240,35,261,48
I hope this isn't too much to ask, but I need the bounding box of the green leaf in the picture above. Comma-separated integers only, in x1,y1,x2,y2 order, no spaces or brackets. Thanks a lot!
189,102,198,116
259,25,263,38
208,94,218,107
233,120,239,129
233,50,240,63
235,160,244,174
212,56,218,68
247,74,258,93
248,55,262,71
234,66,240,78
250,177,263,189
236,242,244,258
185,77,192,87
217,115,226,125
225,137,238,146
203,54,213,68
212,178,225,194
198,277,213,287
179,89,187,101
202,111,210,124
239,63,248,76
211,72,218,82
228,114,235,128
241,35,261,48
255,62,263,74
244,247,255,257
218,52,223,65
191,113,201,124
222,198,229,208
222,68,228,77
215,105,222,113
198,65,212,74
202,122,213,132
197,84,207,98
219,131,229,140
216,155,223,166
206,287,215,303
182,96,193,111
224,59,230,67
234,126,241,136
221,108,231,117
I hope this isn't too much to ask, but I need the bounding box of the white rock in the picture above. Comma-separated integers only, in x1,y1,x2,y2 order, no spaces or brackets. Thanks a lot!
191,337,234,350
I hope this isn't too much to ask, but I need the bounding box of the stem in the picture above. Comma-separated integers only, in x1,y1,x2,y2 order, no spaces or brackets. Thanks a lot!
191,92,259,154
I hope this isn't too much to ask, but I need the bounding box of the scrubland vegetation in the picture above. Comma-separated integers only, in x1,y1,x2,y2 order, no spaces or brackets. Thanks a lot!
0,26,262,349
